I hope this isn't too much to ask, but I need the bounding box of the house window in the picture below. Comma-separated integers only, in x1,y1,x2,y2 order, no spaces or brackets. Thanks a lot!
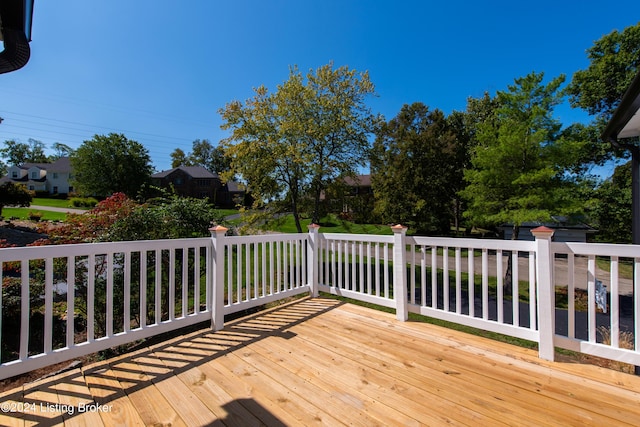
11,171,17,178
174,178,183,185
69,186,74,193
31,172,38,179
29,185,34,191
53,172,58,179
53,186,58,193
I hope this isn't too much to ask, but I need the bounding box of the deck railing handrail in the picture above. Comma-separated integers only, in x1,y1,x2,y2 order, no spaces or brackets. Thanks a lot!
1,224,638,380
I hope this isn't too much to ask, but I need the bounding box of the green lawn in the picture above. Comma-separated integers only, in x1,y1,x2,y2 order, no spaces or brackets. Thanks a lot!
264,213,392,234
2,207,67,221
31,197,74,208
217,208,240,218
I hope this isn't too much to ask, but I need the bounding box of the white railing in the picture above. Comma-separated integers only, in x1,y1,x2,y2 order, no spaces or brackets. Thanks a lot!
0,238,213,379
551,241,640,366
1,224,639,380
213,230,311,320
315,232,396,308
310,225,640,366
407,235,538,342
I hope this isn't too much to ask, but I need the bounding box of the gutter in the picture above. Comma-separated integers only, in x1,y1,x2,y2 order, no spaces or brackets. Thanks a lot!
0,0,34,74
601,69,640,147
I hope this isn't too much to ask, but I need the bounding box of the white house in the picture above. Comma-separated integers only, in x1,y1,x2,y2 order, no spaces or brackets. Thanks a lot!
0,157,74,194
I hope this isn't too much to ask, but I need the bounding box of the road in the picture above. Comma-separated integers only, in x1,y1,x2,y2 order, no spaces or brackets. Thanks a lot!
406,251,634,296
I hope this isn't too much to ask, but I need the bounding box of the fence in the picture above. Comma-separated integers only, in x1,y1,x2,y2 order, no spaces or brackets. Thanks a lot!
1,224,639,380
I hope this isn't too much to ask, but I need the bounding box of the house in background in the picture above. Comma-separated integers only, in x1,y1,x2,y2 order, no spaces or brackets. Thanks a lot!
0,157,74,194
499,216,596,242
151,165,243,208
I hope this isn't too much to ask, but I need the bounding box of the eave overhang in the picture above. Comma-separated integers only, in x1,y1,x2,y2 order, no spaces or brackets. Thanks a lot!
602,68,640,144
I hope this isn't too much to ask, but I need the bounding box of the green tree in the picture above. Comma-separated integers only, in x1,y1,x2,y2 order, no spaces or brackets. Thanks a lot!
0,182,33,216
70,133,153,198
566,22,640,120
220,63,377,232
0,138,48,165
170,148,189,168
591,161,632,243
50,142,74,160
371,103,463,234
169,140,231,174
461,72,583,238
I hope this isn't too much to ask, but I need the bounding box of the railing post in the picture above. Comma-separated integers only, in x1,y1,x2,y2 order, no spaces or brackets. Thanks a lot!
532,226,555,361
210,225,228,331
392,224,408,321
307,224,321,297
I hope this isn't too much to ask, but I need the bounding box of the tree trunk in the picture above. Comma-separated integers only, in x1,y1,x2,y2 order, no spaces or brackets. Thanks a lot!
504,224,520,295
311,179,323,226
312,189,321,225
291,197,303,233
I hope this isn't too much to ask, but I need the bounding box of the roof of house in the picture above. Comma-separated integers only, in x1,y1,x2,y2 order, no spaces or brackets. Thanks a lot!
343,174,372,187
152,165,219,179
13,162,49,170
498,219,596,232
226,180,243,192
7,157,71,172
48,156,72,172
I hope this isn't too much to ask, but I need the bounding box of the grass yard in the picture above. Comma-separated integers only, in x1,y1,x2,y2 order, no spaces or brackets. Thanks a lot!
31,197,74,208
264,213,392,234
1,207,67,221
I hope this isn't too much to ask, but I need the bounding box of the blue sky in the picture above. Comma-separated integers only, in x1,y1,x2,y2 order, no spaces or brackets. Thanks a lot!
0,1,638,175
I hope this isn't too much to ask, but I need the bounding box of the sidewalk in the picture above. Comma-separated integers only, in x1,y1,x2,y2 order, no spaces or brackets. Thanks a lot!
29,205,87,214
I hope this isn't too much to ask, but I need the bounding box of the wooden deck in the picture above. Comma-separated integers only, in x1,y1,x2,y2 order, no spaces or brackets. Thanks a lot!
2,297,640,426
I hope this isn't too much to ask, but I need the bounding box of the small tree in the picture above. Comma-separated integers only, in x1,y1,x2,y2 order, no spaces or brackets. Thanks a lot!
0,182,32,217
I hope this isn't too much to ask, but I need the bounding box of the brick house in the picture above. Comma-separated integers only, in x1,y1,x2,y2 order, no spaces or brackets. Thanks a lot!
151,166,243,208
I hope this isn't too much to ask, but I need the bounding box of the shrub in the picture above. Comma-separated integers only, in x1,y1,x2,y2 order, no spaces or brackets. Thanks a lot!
27,211,43,222
69,197,99,208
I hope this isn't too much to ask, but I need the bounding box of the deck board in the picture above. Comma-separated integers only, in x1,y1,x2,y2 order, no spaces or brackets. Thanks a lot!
2,297,640,426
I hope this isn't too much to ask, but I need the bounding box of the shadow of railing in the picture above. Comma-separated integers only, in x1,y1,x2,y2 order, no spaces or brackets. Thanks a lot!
0,298,341,426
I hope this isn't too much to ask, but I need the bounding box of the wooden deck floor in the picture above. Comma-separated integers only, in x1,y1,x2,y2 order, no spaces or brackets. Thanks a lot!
2,297,640,426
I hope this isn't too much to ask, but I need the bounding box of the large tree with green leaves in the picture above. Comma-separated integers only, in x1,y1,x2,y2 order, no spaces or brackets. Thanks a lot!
461,72,584,239
591,161,632,243
566,22,640,121
220,63,377,232
371,103,465,234
70,133,153,198
0,138,48,165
